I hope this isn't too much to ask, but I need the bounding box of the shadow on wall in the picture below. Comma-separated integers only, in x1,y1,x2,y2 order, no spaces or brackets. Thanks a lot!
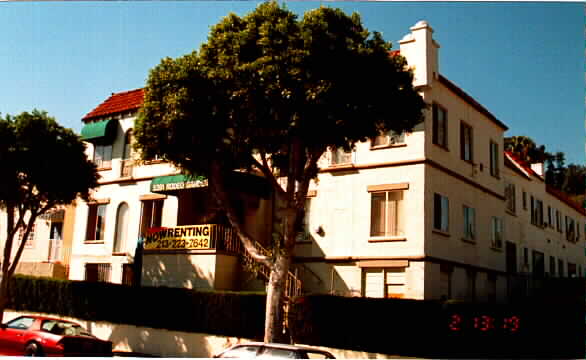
294,234,358,296
141,253,214,290
106,323,215,357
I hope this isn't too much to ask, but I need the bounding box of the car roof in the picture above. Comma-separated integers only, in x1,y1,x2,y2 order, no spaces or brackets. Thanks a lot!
12,315,79,324
233,342,333,353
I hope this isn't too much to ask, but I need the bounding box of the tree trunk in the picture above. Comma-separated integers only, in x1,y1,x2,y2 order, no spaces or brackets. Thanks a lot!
264,251,291,343
0,272,9,323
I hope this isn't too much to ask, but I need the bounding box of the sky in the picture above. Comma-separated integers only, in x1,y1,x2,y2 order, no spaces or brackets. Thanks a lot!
1,1,584,164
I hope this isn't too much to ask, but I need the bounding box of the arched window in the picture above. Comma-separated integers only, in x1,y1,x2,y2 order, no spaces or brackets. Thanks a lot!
113,202,129,253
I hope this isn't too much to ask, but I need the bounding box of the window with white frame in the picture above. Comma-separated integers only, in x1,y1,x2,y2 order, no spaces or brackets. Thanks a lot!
530,197,544,227
94,143,112,169
556,210,562,232
433,193,449,232
330,146,353,166
139,199,164,237
547,206,553,228
370,191,404,237
565,216,576,242
432,103,448,149
371,130,405,147
490,217,503,249
86,203,107,241
505,182,516,214
460,122,473,162
463,205,476,241
296,198,312,242
489,141,499,177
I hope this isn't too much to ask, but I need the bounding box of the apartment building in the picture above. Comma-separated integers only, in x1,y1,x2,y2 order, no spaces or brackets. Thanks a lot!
69,89,273,290
7,20,579,303
292,21,585,303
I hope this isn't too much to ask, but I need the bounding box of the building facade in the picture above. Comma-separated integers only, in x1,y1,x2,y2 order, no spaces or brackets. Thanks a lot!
5,20,582,303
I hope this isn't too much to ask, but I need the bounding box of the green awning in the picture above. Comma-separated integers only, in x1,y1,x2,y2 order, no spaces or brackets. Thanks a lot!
80,119,116,143
150,172,271,199
150,174,208,193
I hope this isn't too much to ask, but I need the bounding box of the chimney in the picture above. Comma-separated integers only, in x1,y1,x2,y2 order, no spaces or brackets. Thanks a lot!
399,20,440,88
531,162,544,177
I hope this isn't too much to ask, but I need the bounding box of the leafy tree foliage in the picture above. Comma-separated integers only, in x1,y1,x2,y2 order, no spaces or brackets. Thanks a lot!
505,136,585,196
0,110,99,321
134,1,425,341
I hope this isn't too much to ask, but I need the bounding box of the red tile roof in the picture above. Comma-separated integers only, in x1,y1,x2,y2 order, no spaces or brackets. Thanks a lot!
505,151,538,179
82,88,144,122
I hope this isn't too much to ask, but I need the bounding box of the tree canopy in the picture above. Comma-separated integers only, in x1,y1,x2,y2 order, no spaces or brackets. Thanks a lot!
0,110,99,321
134,1,426,341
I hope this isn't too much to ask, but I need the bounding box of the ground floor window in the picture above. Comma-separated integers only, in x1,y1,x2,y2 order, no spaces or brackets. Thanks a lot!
487,273,497,303
362,267,406,299
466,270,476,302
85,263,111,282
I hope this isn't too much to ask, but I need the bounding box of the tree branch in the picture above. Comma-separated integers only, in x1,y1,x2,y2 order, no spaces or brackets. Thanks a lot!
252,153,286,199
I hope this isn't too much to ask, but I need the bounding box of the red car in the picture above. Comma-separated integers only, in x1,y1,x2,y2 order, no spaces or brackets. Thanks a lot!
0,315,112,356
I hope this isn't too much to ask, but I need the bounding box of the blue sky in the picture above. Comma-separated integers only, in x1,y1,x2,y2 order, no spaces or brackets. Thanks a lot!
1,1,584,164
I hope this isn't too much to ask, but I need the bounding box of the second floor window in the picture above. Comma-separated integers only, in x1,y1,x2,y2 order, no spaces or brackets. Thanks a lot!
140,199,164,237
94,143,112,169
370,191,404,237
490,217,503,249
371,130,405,147
86,203,107,241
433,193,449,232
432,103,448,148
489,141,499,177
463,205,476,241
330,147,353,166
460,122,473,162
530,197,544,227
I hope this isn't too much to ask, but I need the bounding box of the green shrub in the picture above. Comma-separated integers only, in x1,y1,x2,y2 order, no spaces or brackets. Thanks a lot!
6,275,265,339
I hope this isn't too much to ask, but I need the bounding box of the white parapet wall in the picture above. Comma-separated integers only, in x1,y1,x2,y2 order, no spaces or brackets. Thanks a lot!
4,310,423,358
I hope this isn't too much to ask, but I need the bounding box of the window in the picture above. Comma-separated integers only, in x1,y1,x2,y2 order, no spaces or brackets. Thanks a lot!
85,203,106,241
113,202,129,253
568,263,576,278
6,317,35,330
433,193,449,232
84,263,111,282
505,182,516,214
463,206,476,241
565,216,576,242
490,217,503,249
139,200,164,237
330,147,353,166
522,191,527,210
523,247,529,269
556,210,562,232
489,141,499,177
94,143,112,169
532,250,544,278
370,191,404,237
547,206,553,228
558,259,564,277
460,122,473,162
371,130,405,147
549,256,556,277
530,197,543,227
121,130,134,177
432,103,448,148
385,268,406,299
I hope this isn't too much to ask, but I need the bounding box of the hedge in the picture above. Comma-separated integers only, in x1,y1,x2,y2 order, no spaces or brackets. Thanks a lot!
6,275,266,339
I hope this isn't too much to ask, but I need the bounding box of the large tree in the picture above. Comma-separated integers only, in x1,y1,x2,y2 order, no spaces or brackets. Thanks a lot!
134,2,425,341
0,110,99,321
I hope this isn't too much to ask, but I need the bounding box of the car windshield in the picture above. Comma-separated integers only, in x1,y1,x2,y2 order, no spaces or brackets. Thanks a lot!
218,345,260,358
41,320,92,337
257,347,307,359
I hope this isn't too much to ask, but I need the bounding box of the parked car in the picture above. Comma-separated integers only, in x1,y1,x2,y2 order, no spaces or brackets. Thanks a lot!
214,342,335,359
0,315,113,356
